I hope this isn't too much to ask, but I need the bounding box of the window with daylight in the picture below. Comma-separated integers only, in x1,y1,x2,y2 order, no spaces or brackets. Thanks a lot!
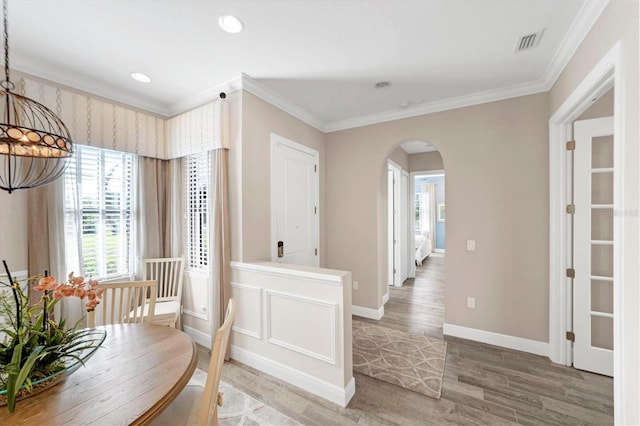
185,152,210,270
64,145,136,280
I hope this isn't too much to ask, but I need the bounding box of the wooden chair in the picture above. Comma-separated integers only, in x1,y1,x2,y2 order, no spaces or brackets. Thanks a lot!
151,299,235,426
142,257,185,328
198,298,235,425
88,280,157,328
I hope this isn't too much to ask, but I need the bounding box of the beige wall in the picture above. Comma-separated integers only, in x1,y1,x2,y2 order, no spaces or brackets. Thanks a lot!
549,1,639,422
409,151,444,172
239,91,327,264
326,93,550,342
388,146,409,170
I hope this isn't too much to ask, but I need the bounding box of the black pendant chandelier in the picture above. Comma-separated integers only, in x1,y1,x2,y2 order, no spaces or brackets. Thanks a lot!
0,0,73,194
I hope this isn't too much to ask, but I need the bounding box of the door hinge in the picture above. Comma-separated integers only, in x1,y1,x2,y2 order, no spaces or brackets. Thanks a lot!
315,248,318,256
566,140,575,151
314,206,317,214
314,164,317,172
566,268,575,278
566,204,575,214
566,331,575,342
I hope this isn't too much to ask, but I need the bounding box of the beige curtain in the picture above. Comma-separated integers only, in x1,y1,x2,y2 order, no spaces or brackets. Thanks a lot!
27,179,84,326
209,148,231,358
136,156,183,274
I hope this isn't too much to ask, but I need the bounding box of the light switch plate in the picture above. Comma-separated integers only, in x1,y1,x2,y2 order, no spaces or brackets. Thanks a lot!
467,240,476,251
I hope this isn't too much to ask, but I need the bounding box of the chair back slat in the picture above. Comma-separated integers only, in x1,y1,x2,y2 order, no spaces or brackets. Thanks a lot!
143,257,185,303
88,280,157,328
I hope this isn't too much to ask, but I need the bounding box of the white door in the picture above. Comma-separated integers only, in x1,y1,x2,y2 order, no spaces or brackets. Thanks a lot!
387,168,395,286
271,135,319,267
387,162,402,286
573,116,614,376
400,172,409,281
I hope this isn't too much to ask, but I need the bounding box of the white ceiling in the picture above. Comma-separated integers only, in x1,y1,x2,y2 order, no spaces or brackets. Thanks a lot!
10,0,606,135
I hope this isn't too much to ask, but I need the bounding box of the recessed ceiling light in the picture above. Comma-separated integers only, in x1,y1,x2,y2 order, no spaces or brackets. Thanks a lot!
375,81,391,89
399,101,411,108
219,15,244,34
131,72,152,83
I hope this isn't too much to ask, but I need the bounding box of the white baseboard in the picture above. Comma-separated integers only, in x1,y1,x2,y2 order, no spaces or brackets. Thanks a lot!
382,292,390,305
230,345,355,407
183,325,212,350
434,249,445,254
443,323,548,357
352,304,384,320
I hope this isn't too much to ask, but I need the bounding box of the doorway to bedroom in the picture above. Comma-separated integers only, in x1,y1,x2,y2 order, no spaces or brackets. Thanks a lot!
414,172,445,258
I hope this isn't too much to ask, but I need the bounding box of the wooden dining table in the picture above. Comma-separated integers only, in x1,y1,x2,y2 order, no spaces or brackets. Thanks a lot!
0,323,197,425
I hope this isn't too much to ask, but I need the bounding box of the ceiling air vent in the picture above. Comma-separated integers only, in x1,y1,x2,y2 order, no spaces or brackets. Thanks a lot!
515,30,544,52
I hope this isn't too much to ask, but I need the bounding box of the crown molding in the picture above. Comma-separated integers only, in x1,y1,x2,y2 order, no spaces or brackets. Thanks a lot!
167,75,243,117
541,0,609,90
324,79,550,133
12,57,172,117
240,73,328,132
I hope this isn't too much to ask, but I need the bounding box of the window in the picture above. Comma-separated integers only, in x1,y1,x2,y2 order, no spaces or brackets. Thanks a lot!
64,145,136,280
185,152,210,270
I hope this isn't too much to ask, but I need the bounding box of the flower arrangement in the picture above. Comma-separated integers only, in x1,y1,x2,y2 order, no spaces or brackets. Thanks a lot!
0,261,104,413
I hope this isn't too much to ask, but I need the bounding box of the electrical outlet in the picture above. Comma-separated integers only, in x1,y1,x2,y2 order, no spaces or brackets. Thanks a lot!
467,297,476,309
353,280,359,290
467,240,476,251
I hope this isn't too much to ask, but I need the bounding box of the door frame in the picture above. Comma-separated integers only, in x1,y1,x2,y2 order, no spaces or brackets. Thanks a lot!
387,160,403,287
270,133,320,266
548,42,623,415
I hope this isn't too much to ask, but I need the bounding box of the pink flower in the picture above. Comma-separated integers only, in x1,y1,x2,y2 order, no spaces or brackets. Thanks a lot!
52,291,63,300
89,279,99,288
34,276,57,291
85,299,100,311
74,287,86,299
60,286,75,297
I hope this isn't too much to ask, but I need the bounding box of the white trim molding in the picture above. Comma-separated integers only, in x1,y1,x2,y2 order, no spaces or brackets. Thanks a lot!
230,345,355,407
382,292,389,305
352,304,384,320
183,325,212,350
230,261,341,286
443,323,549,357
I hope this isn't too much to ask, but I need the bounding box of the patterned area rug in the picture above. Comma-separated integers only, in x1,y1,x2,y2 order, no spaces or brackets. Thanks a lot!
189,369,301,425
352,320,447,399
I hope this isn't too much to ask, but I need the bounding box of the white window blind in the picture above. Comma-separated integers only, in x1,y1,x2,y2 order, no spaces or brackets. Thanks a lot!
185,152,210,270
64,145,135,280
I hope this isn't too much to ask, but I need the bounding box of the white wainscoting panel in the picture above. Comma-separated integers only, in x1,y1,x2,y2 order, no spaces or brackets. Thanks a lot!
230,282,263,339
183,270,209,321
266,290,337,365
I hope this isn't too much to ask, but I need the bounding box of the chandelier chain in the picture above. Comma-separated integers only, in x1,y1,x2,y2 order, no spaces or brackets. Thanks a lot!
2,0,8,89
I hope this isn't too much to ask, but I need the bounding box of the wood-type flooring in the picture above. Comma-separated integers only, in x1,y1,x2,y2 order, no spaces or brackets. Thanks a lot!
207,254,613,425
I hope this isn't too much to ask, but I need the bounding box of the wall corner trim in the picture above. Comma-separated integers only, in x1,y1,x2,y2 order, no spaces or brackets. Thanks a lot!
443,323,549,358
230,345,355,407
352,304,384,320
